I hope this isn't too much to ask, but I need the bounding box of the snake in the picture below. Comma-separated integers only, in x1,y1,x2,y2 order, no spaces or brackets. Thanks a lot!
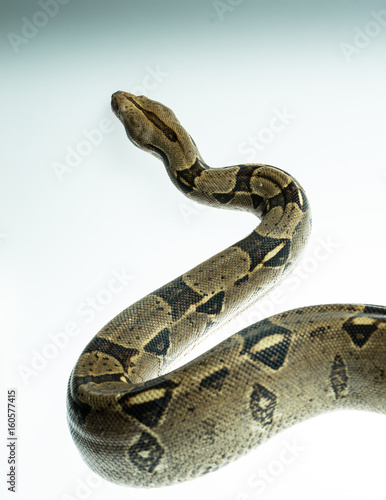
67,92,386,488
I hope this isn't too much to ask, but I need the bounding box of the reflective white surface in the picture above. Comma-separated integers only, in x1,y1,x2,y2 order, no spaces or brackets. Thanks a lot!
1,1,386,499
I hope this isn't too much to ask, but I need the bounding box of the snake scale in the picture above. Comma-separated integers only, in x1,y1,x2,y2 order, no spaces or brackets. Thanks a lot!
67,92,386,488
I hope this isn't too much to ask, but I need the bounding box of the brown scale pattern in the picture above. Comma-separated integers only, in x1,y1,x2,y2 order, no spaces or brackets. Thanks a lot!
66,93,386,488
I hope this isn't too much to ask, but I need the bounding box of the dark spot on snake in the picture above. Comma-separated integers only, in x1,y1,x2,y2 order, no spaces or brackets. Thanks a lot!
121,390,173,428
251,193,265,210
199,367,230,392
234,232,290,271
342,316,378,348
330,354,348,399
144,328,171,357
264,239,291,268
235,274,249,286
82,337,139,373
212,192,235,204
294,220,303,234
310,326,326,338
156,277,202,321
128,432,164,473
145,144,169,167
175,158,206,194
263,191,285,215
262,181,308,215
200,418,217,445
250,383,277,426
196,291,225,315
234,165,255,192
364,305,386,316
240,321,292,370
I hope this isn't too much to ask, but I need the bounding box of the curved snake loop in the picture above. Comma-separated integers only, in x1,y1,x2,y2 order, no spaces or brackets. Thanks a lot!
67,92,386,487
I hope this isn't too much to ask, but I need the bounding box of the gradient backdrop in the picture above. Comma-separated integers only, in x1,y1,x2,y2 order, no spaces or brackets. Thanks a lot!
1,1,386,499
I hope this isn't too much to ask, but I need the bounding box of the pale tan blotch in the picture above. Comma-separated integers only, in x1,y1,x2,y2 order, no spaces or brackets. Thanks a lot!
194,167,238,198
249,171,282,199
183,247,250,296
74,352,124,377
261,241,287,266
128,388,168,406
129,351,165,384
297,189,304,207
248,333,286,355
76,381,131,406
351,316,378,326
166,314,210,362
257,165,292,188
97,295,172,347
232,192,260,212
255,206,285,237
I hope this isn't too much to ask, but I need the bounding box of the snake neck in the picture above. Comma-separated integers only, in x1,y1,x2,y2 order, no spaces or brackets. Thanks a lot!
163,153,310,226
111,91,307,225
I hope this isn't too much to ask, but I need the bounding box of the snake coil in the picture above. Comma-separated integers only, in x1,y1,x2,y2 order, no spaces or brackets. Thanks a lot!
67,92,386,487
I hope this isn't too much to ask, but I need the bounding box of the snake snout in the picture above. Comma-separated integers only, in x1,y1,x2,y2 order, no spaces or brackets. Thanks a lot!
111,92,121,116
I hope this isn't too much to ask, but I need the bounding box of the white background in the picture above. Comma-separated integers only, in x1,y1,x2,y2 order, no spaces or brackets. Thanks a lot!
1,1,386,499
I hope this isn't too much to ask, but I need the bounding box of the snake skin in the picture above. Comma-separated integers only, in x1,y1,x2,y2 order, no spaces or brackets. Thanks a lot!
66,92,386,487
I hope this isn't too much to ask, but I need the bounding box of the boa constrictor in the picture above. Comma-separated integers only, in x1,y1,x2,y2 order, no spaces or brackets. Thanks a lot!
67,92,386,488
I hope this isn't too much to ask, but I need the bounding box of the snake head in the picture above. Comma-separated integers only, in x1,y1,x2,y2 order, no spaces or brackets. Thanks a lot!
111,91,198,166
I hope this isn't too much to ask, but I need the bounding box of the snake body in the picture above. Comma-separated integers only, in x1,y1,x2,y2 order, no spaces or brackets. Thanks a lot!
67,92,386,487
